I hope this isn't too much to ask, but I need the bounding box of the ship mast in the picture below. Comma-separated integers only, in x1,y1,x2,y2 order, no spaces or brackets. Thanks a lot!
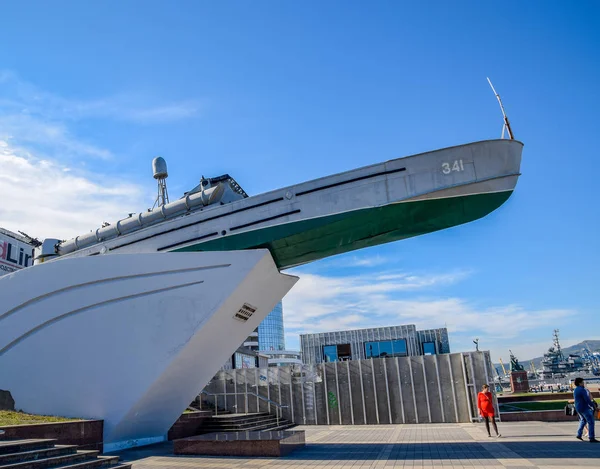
553,329,564,362
487,77,515,140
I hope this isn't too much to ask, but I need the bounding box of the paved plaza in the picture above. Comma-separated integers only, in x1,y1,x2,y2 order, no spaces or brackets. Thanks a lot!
119,421,600,469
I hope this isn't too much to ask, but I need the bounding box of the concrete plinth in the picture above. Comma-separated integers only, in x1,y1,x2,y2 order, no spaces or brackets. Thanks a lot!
0,251,297,452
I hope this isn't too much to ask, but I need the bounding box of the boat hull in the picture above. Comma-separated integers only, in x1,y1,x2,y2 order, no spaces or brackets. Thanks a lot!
56,139,522,269
178,187,514,268
0,250,297,450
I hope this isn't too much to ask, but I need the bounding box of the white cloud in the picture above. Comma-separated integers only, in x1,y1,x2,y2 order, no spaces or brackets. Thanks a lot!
283,270,469,333
0,70,199,125
342,254,390,268
282,269,575,353
301,253,395,271
0,114,113,160
1,139,145,239
0,71,202,239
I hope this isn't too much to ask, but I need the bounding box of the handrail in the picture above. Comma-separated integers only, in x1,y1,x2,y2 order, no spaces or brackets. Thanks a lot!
200,390,288,409
247,391,289,410
199,389,288,425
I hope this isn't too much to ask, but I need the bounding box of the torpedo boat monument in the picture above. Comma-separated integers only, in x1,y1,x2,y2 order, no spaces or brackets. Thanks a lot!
0,90,523,450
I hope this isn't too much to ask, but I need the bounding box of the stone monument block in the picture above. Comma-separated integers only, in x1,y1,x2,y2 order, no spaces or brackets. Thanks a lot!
0,390,15,411
510,371,529,393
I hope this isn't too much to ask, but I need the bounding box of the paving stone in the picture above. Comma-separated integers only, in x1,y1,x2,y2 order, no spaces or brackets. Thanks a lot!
117,422,600,469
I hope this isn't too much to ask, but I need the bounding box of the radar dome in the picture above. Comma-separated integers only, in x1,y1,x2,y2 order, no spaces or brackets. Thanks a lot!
152,157,168,179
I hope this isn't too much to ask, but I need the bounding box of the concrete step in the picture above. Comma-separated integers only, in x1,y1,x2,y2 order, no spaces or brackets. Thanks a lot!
96,456,120,465
202,420,292,433
207,414,273,425
262,423,296,432
50,457,121,469
201,417,280,431
209,413,270,422
0,450,99,469
204,415,278,426
0,442,57,457
0,446,77,465
198,404,231,416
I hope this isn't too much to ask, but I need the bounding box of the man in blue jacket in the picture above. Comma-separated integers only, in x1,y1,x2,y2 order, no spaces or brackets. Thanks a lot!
574,377,597,442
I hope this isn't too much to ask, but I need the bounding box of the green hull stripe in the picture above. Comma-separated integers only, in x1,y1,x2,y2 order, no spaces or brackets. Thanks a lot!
174,191,513,269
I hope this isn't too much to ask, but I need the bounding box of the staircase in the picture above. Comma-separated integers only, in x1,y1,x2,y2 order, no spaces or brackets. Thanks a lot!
199,412,295,433
191,395,234,416
0,439,130,469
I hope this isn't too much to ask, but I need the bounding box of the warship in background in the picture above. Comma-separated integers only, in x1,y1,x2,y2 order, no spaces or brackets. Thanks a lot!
539,329,600,378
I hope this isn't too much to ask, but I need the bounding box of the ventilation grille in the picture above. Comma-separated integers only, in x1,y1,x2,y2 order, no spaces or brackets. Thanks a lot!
234,303,257,322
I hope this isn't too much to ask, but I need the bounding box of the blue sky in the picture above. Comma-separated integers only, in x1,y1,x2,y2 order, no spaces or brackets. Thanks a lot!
1,1,598,363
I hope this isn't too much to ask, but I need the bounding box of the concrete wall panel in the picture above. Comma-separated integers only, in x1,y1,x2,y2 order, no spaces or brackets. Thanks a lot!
387,358,404,424
337,361,353,424
423,356,443,423
437,354,457,423
410,356,429,423
246,369,259,414
204,352,491,426
314,366,327,425
361,359,378,424
224,369,236,411
373,359,391,424
290,366,304,424
278,366,292,422
257,369,269,414
324,362,340,424
302,365,318,425
449,353,470,422
349,360,366,425
397,356,417,424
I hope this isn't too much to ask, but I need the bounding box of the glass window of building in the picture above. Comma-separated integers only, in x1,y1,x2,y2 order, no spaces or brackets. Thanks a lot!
423,341,436,355
323,345,338,362
366,339,407,358
392,339,407,356
365,341,380,358
258,302,285,351
234,352,257,368
379,340,393,358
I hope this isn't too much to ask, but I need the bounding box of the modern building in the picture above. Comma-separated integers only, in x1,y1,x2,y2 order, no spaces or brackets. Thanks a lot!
261,350,303,367
221,345,269,370
258,301,285,351
243,330,259,351
223,301,302,369
0,227,36,276
300,324,450,365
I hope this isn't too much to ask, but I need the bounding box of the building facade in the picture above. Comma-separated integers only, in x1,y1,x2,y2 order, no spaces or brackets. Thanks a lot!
222,301,290,369
0,228,35,276
220,345,269,370
261,350,303,367
300,324,450,365
258,301,285,351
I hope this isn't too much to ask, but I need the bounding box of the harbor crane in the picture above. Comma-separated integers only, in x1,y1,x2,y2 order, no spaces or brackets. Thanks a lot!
498,358,509,377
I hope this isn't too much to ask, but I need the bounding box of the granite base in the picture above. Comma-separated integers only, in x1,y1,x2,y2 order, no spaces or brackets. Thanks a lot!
173,430,305,457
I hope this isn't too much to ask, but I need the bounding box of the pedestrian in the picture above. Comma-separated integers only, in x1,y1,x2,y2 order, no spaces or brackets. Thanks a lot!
478,384,501,438
574,377,597,442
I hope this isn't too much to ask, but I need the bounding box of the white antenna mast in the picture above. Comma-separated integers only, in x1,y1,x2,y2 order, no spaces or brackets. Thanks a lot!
487,77,514,140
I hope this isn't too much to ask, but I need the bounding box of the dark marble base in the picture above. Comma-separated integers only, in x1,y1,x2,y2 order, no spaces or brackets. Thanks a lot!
173,430,305,457
510,371,529,393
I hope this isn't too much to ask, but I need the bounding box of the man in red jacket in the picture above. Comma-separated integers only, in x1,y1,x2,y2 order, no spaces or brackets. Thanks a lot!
478,384,501,438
